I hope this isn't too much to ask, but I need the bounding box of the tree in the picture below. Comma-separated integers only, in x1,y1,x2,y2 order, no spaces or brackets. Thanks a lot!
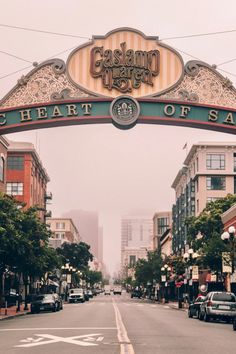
185,194,236,273
56,242,93,271
0,193,61,304
84,270,102,287
134,251,163,287
0,193,23,303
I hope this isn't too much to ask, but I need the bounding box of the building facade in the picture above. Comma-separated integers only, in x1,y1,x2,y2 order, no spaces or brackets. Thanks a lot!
6,140,50,221
121,217,153,277
172,142,236,254
0,136,8,193
47,218,80,248
153,211,172,251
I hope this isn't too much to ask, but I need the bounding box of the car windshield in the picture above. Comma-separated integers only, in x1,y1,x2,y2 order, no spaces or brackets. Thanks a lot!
35,295,54,301
212,293,236,302
71,289,83,294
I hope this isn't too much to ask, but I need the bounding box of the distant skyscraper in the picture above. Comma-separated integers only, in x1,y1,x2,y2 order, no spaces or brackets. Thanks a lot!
121,216,153,277
62,210,101,261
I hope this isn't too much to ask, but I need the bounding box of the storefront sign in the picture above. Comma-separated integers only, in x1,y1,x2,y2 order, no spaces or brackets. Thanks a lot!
192,266,199,280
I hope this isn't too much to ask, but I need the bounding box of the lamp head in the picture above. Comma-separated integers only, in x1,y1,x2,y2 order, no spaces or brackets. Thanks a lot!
221,231,230,241
228,226,236,235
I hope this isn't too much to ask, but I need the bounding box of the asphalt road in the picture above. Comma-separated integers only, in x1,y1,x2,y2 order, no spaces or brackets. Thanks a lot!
0,292,235,354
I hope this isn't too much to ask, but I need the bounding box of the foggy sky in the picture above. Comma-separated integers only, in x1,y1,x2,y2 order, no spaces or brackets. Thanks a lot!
1,0,236,274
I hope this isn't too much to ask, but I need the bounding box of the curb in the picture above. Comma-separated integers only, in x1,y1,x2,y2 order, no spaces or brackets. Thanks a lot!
0,312,30,321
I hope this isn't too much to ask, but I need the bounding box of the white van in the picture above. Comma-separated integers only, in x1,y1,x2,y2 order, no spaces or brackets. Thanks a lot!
104,285,111,295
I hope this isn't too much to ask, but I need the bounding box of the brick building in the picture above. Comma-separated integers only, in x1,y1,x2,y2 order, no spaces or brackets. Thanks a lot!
6,140,50,221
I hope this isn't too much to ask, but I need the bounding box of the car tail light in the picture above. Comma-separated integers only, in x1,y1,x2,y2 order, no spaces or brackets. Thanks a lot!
207,301,212,307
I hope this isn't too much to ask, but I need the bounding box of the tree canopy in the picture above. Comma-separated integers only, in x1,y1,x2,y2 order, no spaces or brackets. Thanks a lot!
185,194,236,272
56,241,93,271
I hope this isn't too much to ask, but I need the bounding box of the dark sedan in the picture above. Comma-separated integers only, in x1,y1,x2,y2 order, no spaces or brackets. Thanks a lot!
131,289,142,299
31,294,58,314
188,296,206,318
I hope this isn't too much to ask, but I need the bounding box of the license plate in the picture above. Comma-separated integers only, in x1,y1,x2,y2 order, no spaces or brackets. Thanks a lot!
40,307,44,310
218,305,229,310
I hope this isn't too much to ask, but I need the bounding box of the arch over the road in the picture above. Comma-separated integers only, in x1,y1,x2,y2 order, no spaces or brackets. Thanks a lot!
1,28,236,133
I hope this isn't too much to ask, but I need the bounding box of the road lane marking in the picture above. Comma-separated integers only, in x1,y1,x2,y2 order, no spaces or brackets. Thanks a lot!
112,299,135,354
15,333,103,348
0,327,116,331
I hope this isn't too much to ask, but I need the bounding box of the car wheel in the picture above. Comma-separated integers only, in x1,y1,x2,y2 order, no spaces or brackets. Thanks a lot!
204,311,210,322
52,305,56,312
198,311,203,321
188,309,193,318
197,310,200,319
233,319,236,331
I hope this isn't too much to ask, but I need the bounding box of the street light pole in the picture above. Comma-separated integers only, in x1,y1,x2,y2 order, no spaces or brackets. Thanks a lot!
161,264,171,303
183,249,199,302
221,225,236,292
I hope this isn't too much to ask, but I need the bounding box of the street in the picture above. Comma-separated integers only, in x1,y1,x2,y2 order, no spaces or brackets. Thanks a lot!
0,292,235,354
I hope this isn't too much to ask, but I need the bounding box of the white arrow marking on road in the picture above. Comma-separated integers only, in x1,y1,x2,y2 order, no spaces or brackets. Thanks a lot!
15,333,103,348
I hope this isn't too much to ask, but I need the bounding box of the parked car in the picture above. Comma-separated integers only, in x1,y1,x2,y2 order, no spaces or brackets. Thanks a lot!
113,286,122,295
31,294,58,314
199,291,236,322
87,290,93,298
104,285,111,295
68,288,85,303
131,289,142,299
188,296,206,318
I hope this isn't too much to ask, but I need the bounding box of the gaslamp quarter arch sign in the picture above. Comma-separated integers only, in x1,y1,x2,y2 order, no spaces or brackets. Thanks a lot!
1,28,236,133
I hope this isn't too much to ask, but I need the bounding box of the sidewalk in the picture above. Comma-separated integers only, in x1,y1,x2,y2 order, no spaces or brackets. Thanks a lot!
0,304,30,321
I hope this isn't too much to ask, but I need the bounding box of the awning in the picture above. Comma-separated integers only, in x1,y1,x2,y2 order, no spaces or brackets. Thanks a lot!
48,279,59,287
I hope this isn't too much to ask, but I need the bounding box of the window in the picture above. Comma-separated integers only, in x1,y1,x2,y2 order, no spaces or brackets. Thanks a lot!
158,217,169,235
56,222,65,229
129,255,136,267
234,154,236,172
7,156,24,170
0,157,4,182
55,232,65,239
6,182,23,195
206,176,226,190
206,154,225,170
